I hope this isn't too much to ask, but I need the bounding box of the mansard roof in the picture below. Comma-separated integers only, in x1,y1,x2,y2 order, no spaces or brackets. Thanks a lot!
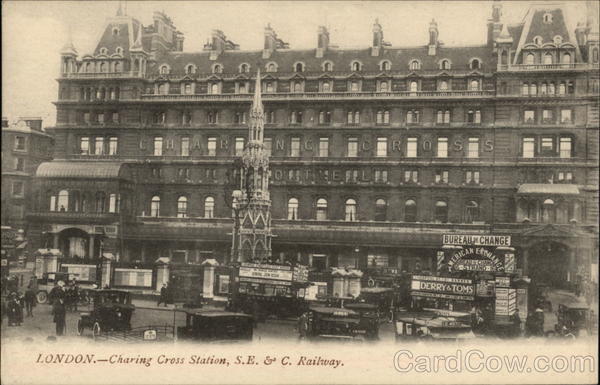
93,17,141,56
149,45,495,76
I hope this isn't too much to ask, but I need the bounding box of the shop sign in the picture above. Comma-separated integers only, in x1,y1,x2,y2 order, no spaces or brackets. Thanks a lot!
495,276,510,288
239,265,293,281
239,277,292,286
504,253,515,273
448,247,504,273
411,291,474,301
292,265,309,283
443,234,511,247
495,288,516,316
411,275,474,297
476,280,495,297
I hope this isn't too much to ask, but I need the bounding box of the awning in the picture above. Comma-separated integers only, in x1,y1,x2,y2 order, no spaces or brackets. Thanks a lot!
517,184,579,195
36,161,127,180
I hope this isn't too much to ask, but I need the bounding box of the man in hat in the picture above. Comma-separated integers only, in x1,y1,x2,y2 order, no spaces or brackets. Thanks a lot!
24,277,37,317
53,281,67,336
534,307,545,336
157,283,168,307
7,292,24,326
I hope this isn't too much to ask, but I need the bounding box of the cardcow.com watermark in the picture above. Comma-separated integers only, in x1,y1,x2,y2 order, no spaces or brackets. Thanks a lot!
394,350,596,374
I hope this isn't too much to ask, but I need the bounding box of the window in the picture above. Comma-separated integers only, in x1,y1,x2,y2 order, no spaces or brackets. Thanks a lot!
109,193,118,213
12,181,24,196
293,81,303,93
560,109,572,123
14,136,25,150
182,111,192,125
542,199,555,223
347,110,360,124
318,137,329,157
112,112,119,123
436,110,450,124
160,65,169,75
345,170,358,183
374,169,388,183
469,80,480,91
407,110,420,124
180,137,190,157
434,201,448,223
375,199,387,221
315,198,328,220
376,110,390,124
234,112,246,124
440,59,450,70
543,13,553,23
524,110,535,123
470,59,481,70
465,201,479,223
549,82,556,94
381,61,391,71
321,81,331,92
266,63,277,72
522,83,529,95
543,54,553,65
540,136,554,155
522,137,535,158
150,196,160,217
542,109,554,123
559,82,566,95
347,137,358,157
212,64,223,74
204,196,215,218
287,198,299,220
350,81,360,91
318,110,332,124
437,137,448,158
405,200,417,222
559,137,572,158
183,83,193,95
467,137,479,158
185,64,196,74
290,111,303,124
58,190,69,212
97,112,105,124
558,171,573,183
409,60,420,70
409,81,418,93
290,137,300,157
294,62,304,72
345,199,357,221
466,171,480,184
153,137,163,156
530,83,537,95
158,84,167,95
80,137,90,155
49,193,57,212
240,63,249,73
153,111,166,124
406,137,418,158
210,83,219,94
95,137,104,155
376,137,387,157
379,81,389,92
266,111,275,124
323,61,332,72
207,137,217,156
238,83,247,94
263,138,272,156
439,81,449,91
562,53,571,64
235,137,245,156
467,110,481,124
435,170,449,184
351,61,361,71
176,196,188,218
207,111,218,124
525,53,535,65
541,83,548,94
108,137,118,155
265,82,274,93
404,170,418,183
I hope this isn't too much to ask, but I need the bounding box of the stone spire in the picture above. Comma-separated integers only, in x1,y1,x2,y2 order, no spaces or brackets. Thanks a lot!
60,25,77,56
249,69,264,143
130,21,144,51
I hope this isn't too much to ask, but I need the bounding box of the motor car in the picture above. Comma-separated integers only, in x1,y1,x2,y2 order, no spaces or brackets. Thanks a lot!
298,306,378,341
77,289,135,338
395,311,476,341
552,304,595,337
177,310,253,342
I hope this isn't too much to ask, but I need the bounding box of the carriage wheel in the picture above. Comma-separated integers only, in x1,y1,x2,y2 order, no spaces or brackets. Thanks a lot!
36,291,48,304
92,322,102,339
77,319,84,336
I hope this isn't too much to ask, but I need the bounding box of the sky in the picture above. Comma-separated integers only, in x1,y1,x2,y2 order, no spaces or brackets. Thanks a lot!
1,0,589,127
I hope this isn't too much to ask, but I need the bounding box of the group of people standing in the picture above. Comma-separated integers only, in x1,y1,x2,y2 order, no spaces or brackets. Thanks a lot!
4,276,38,326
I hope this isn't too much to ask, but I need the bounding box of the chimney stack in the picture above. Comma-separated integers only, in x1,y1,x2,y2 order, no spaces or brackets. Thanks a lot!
316,26,330,58
263,24,289,59
371,19,384,56
203,29,239,60
428,19,439,56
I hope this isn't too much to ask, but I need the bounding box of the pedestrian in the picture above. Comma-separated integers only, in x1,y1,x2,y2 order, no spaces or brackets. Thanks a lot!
49,282,62,305
53,281,67,336
534,307,545,336
7,292,24,326
25,279,37,317
157,283,168,307
510,309,522,337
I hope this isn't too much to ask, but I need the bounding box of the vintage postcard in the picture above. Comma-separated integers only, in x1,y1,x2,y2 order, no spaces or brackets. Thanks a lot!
1,1,598,384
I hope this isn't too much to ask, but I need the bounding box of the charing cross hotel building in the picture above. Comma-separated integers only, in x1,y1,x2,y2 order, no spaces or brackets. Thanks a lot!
29,1,599,289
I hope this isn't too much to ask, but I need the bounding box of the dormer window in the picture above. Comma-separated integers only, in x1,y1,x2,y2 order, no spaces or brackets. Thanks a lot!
212,64,223,74
553,35,563,45
266,62,277,73
470,59,481,70
115,47,123,55
99,47,108,55
533,36,543,46
543,13,553,24
185,64,196,74
112,27,119,36
409,60,421,70
351,61,362,72
294,62,305,72
322,61,333,72
239,63,250,73
380,60,391,71
159,65,169,75
440,59,451,70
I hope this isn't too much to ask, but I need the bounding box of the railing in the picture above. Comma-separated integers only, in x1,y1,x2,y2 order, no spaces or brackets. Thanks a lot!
61,71,142,79
140,90,494,102
27,212,121,220
498,63,594,71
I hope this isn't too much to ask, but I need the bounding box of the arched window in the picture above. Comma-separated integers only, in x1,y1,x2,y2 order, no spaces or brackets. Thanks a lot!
160,65,169,75
177,196,188,218
556,202,568,223
434,200,448,223
95,192,106,213
322,82,331,92
240,63,249,73
533,36,543,45
211,83,219,94
561,53,571,64
542,199,555,223
525,53,535,65
293,81,302,93
381,61,390,71
530,83,537,95
351,61,361,72
204,196,214,218
323,61,332,72
553,35,563,45
559,82,566,95
350,81,359,91
469,80,479,91
158,84,166,95
409,60,420,70
465,201,479,223
541,82,548,94
375,199,387,221
150,195,160,217
316,198,328,220
409,81,418,93
440,59,450,70
549,82,556,94
500,51,508,65
471,59,481,69
212,64,223,74
404,199,417,222
379,81,388,92
543,53,553,65
49,191,57,212
58,190,69,212
522,83,529,95
345,199,357,221
439,80,448,91
186,64,196,74
86,62,92,73
71,191,81,212
287,198,299,220
295,62,304,72
114,62,121,72
100,62,107,72
267,62,277,72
